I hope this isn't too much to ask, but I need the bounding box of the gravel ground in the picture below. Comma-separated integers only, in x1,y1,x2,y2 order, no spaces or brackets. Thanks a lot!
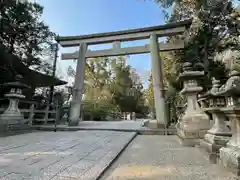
100,135,238,180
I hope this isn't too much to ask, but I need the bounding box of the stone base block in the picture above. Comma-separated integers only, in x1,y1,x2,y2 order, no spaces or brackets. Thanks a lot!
176,127,198,146
200,139,222,154
0,115,29,132
199,134,230,164
219,146,240,176
176,125,207,146
177,134,199,146
204,133,231,146
68,121,79,126
0,114,24,126
0,123,32,134
199,139,221,164
68,118,81,126
156,123,166,129
198,129,208,139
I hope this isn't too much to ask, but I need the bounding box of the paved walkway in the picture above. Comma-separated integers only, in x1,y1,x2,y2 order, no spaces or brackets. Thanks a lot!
34,120,148,132
0,126,238,180
0,131,136,180
100,135,238,180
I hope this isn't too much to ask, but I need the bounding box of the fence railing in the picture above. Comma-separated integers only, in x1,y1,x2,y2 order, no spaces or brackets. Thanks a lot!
0,99,57,125
0,98,151,125
0,99,126,124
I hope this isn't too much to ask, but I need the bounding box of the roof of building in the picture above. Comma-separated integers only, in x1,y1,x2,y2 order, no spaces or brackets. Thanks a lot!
0,45,67,87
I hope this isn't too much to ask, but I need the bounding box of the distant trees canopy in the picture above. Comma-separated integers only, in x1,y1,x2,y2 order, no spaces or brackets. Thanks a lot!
143,0,240,120
67,56,148,118
0,0,63,103
0,0,55,74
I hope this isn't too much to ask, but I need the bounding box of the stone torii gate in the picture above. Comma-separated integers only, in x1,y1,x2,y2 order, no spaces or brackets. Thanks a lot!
56,19,192,126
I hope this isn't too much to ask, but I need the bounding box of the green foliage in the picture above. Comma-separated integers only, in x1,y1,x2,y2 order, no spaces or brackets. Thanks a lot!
109,59,146,113
67,56,147,119
82,100,120,121
0,0,55,74
144,74,154,112
144,0,240,120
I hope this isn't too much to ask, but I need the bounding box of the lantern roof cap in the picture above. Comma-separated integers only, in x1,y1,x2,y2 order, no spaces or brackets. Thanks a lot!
2,75,29,89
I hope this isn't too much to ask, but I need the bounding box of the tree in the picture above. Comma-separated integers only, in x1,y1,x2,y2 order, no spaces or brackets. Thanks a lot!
147,0,240,121
110,60,134,112
144,74,154,113
67,55,147,118
151,0,239,89
0,0,55,74
181,0,239,87
67,57,120,120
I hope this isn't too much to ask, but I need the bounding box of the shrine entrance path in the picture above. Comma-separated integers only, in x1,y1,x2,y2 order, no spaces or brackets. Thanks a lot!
0,130,238,180
0,131,136,180
100,135,238,180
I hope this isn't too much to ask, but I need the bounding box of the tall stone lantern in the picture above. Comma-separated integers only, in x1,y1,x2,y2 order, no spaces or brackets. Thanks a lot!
199,78,231,162
176,62,210,146
217,70,240,175
0,75,29,132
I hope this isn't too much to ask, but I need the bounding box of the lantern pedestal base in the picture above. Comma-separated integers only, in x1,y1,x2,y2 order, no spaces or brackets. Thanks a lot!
176,127,208,146
68,119,80,126
68,116,83,126
176,110,210,147
176,133,199,146
218,107,240,176
199,133,231,163
0,102,27,132
219,146,240,176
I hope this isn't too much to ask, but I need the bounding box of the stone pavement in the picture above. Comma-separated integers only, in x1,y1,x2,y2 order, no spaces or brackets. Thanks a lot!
0,131,136,180
34,120,148,132
100,135,238,180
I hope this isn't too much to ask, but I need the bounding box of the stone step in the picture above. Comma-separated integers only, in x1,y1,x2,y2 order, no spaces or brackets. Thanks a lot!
139,131,177,135
138,127,177,135
34,118,56,122
32,125,177,135
0,123,34,137
0,129,36,137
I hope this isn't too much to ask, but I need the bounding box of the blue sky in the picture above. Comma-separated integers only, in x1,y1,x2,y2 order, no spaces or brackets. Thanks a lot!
35,0,166,85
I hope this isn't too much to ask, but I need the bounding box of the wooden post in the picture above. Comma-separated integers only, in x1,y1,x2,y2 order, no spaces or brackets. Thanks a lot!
44,104,49,124
28,104,35,125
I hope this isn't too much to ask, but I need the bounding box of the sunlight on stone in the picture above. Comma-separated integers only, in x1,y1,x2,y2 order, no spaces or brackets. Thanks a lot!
0,157,12,164
2,151,72,156
109,165,178,178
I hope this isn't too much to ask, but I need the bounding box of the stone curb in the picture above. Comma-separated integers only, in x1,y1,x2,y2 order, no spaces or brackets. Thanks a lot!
96,132,138,180
32,125,177,135
0,130,38,137
33,126,141,132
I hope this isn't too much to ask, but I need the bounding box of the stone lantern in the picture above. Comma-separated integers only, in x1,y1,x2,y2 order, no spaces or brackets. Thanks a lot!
217,71,240,175
176,62,210,146
199,78,231,162
0,75,29,132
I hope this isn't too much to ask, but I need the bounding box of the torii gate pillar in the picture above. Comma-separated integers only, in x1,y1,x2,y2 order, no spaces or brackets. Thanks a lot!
149,33,167,128
69,43,87,126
